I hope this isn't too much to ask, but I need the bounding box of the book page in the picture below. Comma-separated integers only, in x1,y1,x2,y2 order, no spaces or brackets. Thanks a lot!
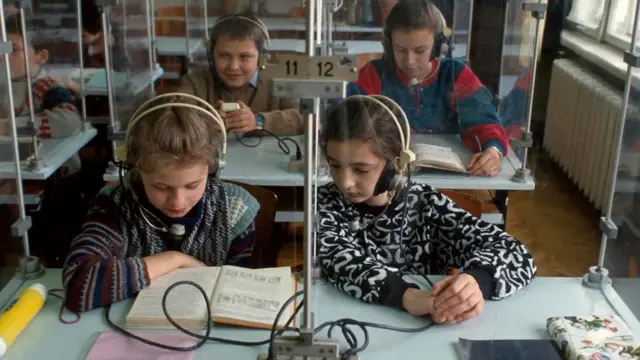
126,267,221,323
411,144,466,172
211,266,294,328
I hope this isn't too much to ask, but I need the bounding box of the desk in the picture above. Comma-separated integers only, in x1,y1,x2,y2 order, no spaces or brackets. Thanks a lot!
0,269,639,359
46,67,165,98
103,135,533,224
104,135,531,190
0,129,97,180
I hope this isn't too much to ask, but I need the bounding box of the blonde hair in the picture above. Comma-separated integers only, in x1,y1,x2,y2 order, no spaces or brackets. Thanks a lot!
125,105,218,173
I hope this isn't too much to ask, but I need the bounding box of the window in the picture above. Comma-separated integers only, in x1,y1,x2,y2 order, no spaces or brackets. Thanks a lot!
567,0,606,31
605,0,638,50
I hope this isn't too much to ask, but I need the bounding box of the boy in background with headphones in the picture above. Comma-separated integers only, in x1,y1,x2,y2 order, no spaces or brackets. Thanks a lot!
349,0,507,177
317,95,536,324
179,13,303,136
62,96,260,312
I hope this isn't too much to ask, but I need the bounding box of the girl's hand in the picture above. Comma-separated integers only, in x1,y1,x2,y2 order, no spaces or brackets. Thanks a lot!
432,273,485,324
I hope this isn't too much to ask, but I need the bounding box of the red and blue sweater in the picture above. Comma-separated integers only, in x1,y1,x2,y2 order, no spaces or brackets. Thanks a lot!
347,58,508,155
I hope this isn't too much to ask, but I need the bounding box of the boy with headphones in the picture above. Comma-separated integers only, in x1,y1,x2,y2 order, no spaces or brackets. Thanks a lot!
62,95,261,313
317,95,536,324
349,0,507,177
179,13,303,136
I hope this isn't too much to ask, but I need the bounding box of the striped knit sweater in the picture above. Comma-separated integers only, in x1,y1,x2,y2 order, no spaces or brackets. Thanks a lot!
62,176,260,313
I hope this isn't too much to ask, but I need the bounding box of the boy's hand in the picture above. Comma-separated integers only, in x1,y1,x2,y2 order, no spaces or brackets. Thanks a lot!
467,147,502,177
432,274,484,324
225,101,257,133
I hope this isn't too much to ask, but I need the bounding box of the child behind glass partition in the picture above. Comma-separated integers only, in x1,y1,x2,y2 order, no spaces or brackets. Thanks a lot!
178,13,303,136
62,97,260,312
2,14,83,172
316,95,537,324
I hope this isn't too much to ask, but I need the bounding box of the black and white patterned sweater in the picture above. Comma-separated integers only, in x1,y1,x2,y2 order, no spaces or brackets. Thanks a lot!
317,181,537,310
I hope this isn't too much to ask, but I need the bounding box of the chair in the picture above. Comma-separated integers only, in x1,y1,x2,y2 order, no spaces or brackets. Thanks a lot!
224,181,278,268
439,189,484,218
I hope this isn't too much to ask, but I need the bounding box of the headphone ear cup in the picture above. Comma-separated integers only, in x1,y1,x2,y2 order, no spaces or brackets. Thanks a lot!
430,32,443,61
373,163,397,196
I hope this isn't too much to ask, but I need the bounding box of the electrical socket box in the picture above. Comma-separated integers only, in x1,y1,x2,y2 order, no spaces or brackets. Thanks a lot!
288,156,305,173
221,102,240,112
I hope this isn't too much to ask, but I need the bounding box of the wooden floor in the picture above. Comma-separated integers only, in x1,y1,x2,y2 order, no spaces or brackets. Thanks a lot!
278,148,602,277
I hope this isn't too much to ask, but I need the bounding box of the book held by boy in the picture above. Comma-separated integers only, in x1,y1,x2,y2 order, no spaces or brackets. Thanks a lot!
125,266,297,331
410,143,467,174
547,314,640,359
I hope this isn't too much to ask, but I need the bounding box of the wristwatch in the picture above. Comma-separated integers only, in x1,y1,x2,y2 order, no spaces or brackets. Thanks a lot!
487,146,504,160
256,113,265,130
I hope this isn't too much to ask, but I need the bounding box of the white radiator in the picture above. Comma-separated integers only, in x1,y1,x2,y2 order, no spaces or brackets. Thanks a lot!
544,58,640,210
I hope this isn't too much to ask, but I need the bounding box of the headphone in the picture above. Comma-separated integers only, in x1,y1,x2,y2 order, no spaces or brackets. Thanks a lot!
114,92,227,238
382,1,452,65
340,95,414,233
205,14,271,93
342,94,415,200
115,92,227,177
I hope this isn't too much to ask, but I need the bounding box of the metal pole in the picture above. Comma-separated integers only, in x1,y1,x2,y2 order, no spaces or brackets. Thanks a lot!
150,0,157,65
597,0,640,270
122,0,130,78
76,0,87,124
184,0,190,67
518,1,543,171
144,0,155,95
203,0,209,40
18,9,39,162
303,0,316,337
101,6,118,157
1,5,30,258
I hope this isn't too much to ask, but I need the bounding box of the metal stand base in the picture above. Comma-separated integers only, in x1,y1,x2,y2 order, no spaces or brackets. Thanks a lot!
27,158,44,172
582,266,612,289
296,262,325,284
256,336,356,360
15,256,45,280
511,168,532,183
106,161,119,175
82,121,93,132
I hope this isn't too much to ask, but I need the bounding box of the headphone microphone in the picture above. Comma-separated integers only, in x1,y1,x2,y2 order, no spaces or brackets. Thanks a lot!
169,224,186,238
348,219,363,233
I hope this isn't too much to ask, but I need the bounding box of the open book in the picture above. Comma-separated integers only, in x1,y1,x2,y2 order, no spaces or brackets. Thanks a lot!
410,144,467,173
125,266,297,331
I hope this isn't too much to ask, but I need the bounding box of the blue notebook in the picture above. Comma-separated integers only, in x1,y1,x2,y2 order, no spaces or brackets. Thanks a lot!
459,338,563,360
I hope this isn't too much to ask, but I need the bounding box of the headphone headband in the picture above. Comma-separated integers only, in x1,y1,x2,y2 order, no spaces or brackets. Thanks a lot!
346,95,415,172
115,92,227,171
210,15,271,46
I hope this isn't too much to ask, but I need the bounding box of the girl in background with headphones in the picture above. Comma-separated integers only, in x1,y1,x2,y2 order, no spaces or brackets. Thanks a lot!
62,97,260,313
179,13,303,136
317,96,536,324
349,0,506,177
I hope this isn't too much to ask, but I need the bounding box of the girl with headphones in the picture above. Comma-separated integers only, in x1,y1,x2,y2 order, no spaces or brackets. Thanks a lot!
62,95,260,313
179,13,303,136
317,95,536,324
349,0,506,177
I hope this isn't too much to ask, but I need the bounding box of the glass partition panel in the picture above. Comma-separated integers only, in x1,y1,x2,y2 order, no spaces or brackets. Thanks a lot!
109,0,156,130
499,0,539,165
186,0,208,69
452,0,473,61
0,5,28,309
603,17,640,322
